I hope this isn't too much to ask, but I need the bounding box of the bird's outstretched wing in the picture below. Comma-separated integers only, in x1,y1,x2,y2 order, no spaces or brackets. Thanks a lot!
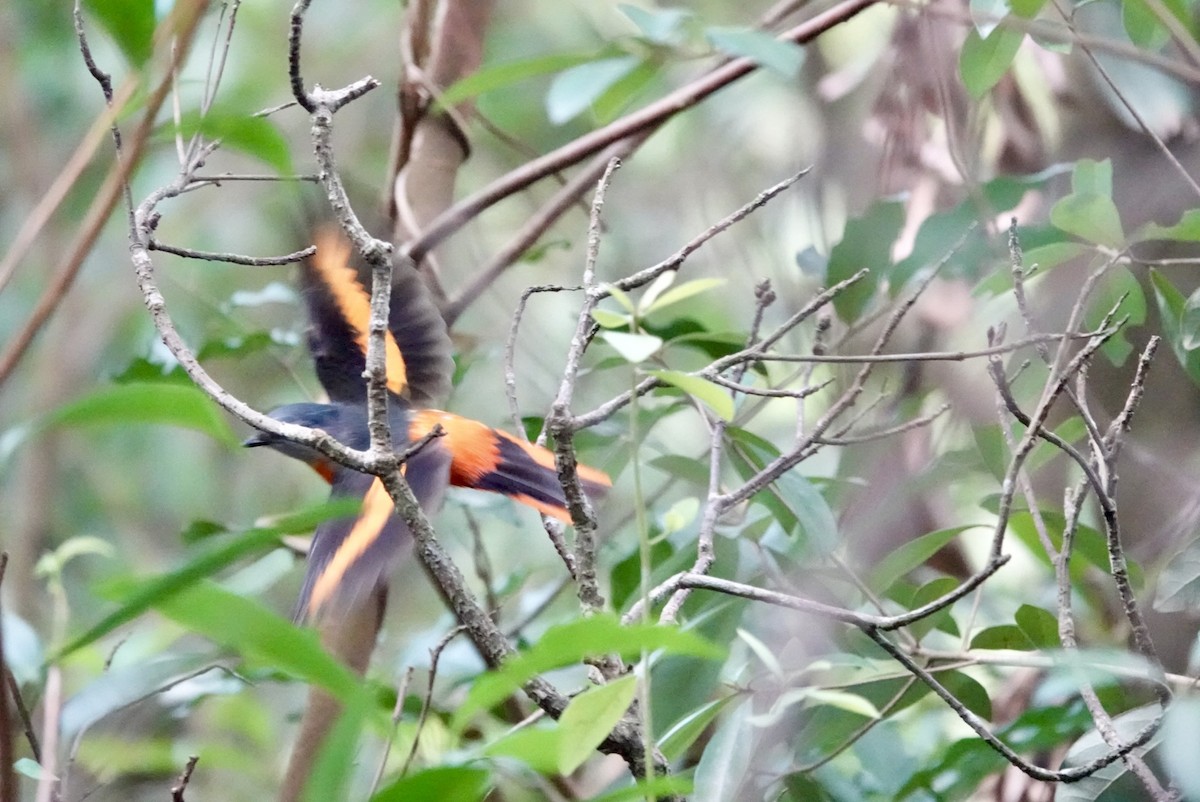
296,437,451,619
302,225,453,406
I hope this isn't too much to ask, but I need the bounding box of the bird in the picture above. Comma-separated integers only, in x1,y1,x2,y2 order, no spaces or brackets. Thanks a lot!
244,225,610,618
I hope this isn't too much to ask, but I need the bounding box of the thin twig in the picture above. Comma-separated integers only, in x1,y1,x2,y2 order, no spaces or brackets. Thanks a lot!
548,157,623,615
368,667,414,797
399,626,466,776
170,755,200,802
754,331,1102,364
149,240,316,266
0,555,13,802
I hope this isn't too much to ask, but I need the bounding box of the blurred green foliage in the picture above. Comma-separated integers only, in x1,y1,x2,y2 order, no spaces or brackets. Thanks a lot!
6,0,1200,800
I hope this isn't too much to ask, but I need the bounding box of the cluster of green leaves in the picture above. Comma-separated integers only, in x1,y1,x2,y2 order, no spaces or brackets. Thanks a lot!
441,4,805,126
958,0,1198,97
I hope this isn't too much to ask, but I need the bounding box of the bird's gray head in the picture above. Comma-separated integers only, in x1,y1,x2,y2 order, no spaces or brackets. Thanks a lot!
242,402,370,466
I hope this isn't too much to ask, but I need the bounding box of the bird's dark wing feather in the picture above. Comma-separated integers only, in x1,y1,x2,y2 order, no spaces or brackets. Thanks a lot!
295,439,451,619
302,225,453,406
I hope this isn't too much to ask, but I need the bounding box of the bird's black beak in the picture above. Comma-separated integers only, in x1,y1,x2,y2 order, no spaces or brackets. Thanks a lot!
242,431,271,448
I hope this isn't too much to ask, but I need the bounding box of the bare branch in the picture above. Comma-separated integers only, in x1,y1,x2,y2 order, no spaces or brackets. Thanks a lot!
170,755,200,802
149,240,317,266
548,157,622,615
404,0,878,261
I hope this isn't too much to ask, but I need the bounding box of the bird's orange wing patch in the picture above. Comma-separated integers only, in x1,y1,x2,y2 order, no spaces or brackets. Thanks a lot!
309,227,409,397
408,409,610,523
305,476,396,615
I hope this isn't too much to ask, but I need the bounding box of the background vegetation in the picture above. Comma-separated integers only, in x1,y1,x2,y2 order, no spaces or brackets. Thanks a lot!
4,0,1200,800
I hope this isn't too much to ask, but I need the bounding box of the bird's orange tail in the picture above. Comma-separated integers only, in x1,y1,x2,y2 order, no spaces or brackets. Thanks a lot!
409,410,610,522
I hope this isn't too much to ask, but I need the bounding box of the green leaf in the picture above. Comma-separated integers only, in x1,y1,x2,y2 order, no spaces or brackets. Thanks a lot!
970,624,1035,650
1072,158,1114,197
1022,241,1088,271
132,581,368,708
610,537,675,611
895,167,1070,294
371,767,491,802
693,702,754,802
173,109,292,174
83,0,155,66
43,382,239,447
726,428,839,554
646,370,734,421
827,200,904,323
440,51,600,107
643,278,727,317
1150,269,1200,385
1011,0,1048,18
738,627,784,680
1138,208,1200,242
55,527,284,659
959,26,1024,98
591,58,660,124
906,577,962,640
258,498,369,534
485,727,561,773
704,27,805,77
180,520,228,544
546,56,641,124
558,675,638,774
14,757,46,780
197,330,280,362
605,284,637,314
1028,19,1074,52
900,738,1006,798
1050,193,1125,248
661,497,700,535
1015,604,1059,649
869,526,983,593
748,686,872,728
658,694,742,761
591,308,630,329
602,331,663,363
998,697,1095,751
972,424,1007,480
619,5,694,46
941,670,992,719
802,688,882,719
585,776,695,802
1122,0,1169,48
1006,509,1136,586
453,613,723,730
779,773,835,802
